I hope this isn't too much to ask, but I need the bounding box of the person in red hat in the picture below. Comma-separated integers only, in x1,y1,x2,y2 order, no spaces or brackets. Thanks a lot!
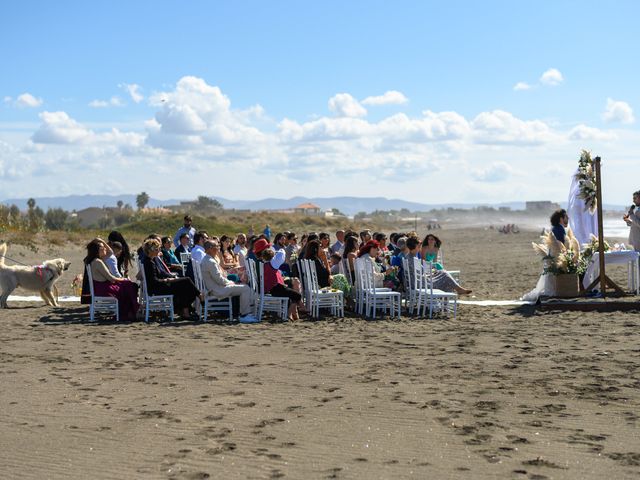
255,240,304,321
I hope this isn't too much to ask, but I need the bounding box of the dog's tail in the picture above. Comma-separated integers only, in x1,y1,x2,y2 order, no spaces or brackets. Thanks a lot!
0,243,6,267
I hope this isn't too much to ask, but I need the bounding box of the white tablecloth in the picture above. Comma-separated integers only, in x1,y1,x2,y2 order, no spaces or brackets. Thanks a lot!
582,250,640,293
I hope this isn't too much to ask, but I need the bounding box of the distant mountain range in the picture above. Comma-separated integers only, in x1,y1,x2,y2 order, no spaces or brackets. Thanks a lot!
0,194,628,215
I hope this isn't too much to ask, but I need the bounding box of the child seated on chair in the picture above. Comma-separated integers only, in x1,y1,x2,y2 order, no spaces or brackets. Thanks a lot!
256,242,305,321
330,252,342,275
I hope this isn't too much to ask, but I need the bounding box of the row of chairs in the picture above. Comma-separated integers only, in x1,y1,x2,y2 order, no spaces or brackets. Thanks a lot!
86,255,457,322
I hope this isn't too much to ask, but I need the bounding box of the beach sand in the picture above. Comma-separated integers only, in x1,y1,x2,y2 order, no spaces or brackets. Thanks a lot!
1,228,639,479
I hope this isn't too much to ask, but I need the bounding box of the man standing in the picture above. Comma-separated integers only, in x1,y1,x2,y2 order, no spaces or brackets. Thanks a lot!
200,240,258,323
174,215,196,248
263,224,271,240
623,190,640,251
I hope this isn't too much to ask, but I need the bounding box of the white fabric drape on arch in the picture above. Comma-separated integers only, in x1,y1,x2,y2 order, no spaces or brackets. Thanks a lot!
567,169,598,249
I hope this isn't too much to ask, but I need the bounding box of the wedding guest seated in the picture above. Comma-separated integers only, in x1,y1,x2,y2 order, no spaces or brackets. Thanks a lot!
142,238,202,320
218,235,243,282
174,233,191,258
273,233,287,251
244,235,260,266
200,240,258,324
374,232,388,253
342,235,360,283
391,236,409,271
359,229,372,246
161,236,184,275
233,233,247,257
108,230,134,277
85,238,139,321
420,234,444,270
407,237,470,295
284,232,299,265
102,241,122,278
319,232,331,253
259,245,305,321
357,240,390,288
305,240,332,288
330,230,345,254
190,231,209,264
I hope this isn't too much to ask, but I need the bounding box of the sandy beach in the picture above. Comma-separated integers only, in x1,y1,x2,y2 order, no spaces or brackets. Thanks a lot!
1,227,639,479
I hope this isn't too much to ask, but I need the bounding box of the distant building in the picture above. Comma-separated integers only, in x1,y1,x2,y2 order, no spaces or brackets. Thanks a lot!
294,202,321,216
525,201,561,211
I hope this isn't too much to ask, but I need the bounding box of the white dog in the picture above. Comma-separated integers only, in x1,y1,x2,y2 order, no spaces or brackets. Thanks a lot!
0,243,71,308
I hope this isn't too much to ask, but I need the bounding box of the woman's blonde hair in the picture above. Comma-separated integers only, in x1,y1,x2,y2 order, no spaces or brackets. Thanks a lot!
142,238,161,256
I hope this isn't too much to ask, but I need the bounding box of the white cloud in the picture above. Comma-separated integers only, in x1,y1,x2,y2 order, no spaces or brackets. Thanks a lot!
0,140,32,180
602,98,634,124
9,76,636,203
89,96,125,108
362,90,408,106
120,83,143,103
568,124,616,141
514,68,563,91
472,161,513,182
328,93,367,118
471,110,555,145
32,111,92,144
513,82,532,91
146,76,269,153
9,93,44,108
540,68,563,86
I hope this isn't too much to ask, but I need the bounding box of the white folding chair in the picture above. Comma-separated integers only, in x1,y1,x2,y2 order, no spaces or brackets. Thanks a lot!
421,260,458,319
246,259,289,321
180,252,191,277
355,257,401,319
192,259,233,322
86,265,119,322
138,261,174,323
402,256,419,316
300,259,344,318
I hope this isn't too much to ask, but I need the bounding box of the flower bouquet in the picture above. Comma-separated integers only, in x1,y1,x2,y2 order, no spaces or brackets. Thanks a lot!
71,273,83,296
577,234,610,275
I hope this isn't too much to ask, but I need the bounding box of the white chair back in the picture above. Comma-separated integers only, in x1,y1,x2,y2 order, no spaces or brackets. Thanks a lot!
247,258,288,321
86,263,119,322
180,252,191,276
138,260,174,322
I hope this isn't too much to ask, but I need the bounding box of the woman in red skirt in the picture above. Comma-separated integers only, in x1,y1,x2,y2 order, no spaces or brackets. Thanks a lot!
84,238,139,321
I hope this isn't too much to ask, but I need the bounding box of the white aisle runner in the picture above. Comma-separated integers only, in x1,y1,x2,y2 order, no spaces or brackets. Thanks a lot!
7,295,533,307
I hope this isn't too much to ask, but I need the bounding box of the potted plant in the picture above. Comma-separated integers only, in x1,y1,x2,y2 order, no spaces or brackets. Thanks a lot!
532,230,581,297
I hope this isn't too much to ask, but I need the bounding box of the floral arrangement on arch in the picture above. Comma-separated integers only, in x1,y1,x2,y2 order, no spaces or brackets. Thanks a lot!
532,229,581,275
575,149,597,213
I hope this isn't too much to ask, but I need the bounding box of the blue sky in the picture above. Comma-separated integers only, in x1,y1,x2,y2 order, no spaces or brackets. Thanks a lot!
1,1,639,205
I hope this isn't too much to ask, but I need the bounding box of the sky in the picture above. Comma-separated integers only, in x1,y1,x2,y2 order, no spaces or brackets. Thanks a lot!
1,1,639,206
